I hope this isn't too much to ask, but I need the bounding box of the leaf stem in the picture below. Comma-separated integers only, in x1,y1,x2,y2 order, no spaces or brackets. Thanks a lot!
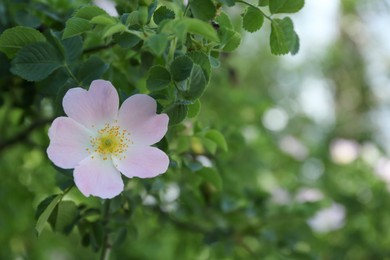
63,63,83,87
236,0,272,21
100,200,112,260
167,36,178,65
183,3,190,16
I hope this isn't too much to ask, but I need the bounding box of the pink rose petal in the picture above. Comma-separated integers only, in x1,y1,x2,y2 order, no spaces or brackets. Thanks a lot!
63,80,119,129
118,94,169,145
74,155,124,199
47,80,171,199
47,117,94,169
113,146,169,178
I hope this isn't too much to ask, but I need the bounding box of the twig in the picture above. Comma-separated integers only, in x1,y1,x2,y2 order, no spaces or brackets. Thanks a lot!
84,43,116,54
100,200,112,260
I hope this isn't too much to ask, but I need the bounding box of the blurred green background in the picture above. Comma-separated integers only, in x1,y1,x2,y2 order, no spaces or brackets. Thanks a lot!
2,0,390,259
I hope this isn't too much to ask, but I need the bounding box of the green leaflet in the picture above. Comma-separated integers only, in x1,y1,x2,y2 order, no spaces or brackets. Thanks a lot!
11,42,63,81
0,26,46,58
242,6,264,33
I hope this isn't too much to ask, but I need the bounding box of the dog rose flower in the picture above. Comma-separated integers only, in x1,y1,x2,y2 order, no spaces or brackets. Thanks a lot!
47,80,169,199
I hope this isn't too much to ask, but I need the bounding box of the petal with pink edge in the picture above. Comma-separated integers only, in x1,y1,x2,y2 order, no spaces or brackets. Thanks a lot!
118,94,169,146
63,80,119,129
47,117,94,169
74,156,124,199
113,146,169,179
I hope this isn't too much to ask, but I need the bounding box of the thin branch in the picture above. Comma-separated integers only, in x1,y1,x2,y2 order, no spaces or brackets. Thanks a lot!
236,0,272,21
100,200,112,260
84,43,116,54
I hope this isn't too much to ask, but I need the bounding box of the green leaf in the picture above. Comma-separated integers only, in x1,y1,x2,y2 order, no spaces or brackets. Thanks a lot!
291,31,300,55
0,26,46,58
215,12,241,52
35,194,62,236
188,99,201,118
103,23,127,38
209,55,220,68
110,227,127,247
74,5,108,20
220,28,241,52
189,0,216,21
171,55,193,82
187,51,211,82
269,0,304,14
182,64,207,101
49,200,78,234
35,195,57,220
63,17,92,39
258,0,269,6
14,10,41,28
11,42,63,81
55,170,74,191
196,167,222,190
153,6,175,25
181,18,219,42
77,56,109,85
205,129,228,152
63,35,83,62
90,14,117,25
113,31,141,48
126,11,138,26
166,104,188,125
202,137,217,154
270,17,297,55
242,6,264,33
147,65,171,91
146,33,168,56
217,0,236,6
216,11,233,29
138,6,149,25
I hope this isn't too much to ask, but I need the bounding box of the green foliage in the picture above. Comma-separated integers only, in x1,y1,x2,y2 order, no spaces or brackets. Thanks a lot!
269,0,305,14
0,26,46,58
77,56,109,85
35,194,62,236
10,42,63,81
187,99,201,118
181,18,220,42
181,64,208,101
196,167,222,190
187,51,212,82
0,0,313,259
49,200,78,234
216,12,241,51
189,0,216,21
74,6,108,20
153,6,175,25
146,33,168,56
217,0,236,7
90,14,117,25
242,6,264,33
270,17,299,55
171,55,193,82
205,129,228,152
63,17,93,39
166,103,188,125
146,65,171,91
258,0,269,6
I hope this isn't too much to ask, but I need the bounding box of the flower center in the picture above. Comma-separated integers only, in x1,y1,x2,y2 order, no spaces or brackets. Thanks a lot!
88,122,132,160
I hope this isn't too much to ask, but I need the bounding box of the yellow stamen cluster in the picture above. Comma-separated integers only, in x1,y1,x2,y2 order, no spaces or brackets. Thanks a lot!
87,122,132,161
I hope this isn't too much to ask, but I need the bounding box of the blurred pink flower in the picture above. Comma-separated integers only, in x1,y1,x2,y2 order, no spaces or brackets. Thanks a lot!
307,203,346,233
47,80,169,199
